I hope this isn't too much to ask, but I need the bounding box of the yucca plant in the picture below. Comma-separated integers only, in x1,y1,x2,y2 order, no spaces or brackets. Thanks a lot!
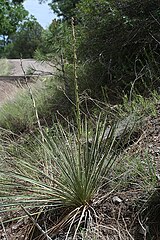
0,115,133,239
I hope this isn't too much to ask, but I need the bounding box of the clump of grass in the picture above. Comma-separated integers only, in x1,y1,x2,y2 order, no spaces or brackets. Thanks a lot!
0,79,58,134
0,58,11,75
0,88,43,133
118,91,160,119
113,151,157,192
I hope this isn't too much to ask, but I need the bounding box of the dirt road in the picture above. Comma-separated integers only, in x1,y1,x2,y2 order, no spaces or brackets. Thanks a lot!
0,59,53,104
8,59,53,76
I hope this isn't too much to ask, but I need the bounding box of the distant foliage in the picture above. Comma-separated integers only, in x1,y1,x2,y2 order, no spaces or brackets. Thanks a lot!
4,17,43,58
0,0,28,47
76,0,160,94
49,0,80,20
0,0,44,59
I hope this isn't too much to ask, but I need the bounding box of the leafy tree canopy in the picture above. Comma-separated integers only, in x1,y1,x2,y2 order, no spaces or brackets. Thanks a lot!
0,0,28,45
39,0,80,19
3,17,43,58
12,0,24,3
50,0,80,19
36,0,160,96
75,0,160,94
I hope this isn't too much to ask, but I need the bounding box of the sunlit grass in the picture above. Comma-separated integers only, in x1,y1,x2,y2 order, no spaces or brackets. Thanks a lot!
0,58,11,75
0,78,57,133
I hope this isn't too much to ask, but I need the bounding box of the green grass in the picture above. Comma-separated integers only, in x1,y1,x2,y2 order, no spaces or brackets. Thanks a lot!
117,91,160,119
0,78,58,134
0,87,44,133
0,58,11,75
112,151,157,191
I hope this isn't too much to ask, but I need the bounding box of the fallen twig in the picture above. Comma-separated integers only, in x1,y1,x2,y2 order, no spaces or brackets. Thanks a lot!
21,205,52,240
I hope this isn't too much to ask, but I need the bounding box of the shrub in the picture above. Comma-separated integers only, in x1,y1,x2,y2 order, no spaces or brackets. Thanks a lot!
76,0,160,94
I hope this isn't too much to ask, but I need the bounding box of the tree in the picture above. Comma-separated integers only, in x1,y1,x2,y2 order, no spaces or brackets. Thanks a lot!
4,17,43,58
75,0,160,95
39,0,80,20
12,0,24,3
50,0,80,19
0,0,28,47
37,0,160,97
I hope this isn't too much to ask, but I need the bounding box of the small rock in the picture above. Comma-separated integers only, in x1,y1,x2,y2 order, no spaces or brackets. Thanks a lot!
112,196,123,204
148,144,153,148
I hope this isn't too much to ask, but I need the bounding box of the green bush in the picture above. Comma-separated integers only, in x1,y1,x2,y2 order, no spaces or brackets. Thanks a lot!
0,58,11,75
76,0,160,95
35,0,160,102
